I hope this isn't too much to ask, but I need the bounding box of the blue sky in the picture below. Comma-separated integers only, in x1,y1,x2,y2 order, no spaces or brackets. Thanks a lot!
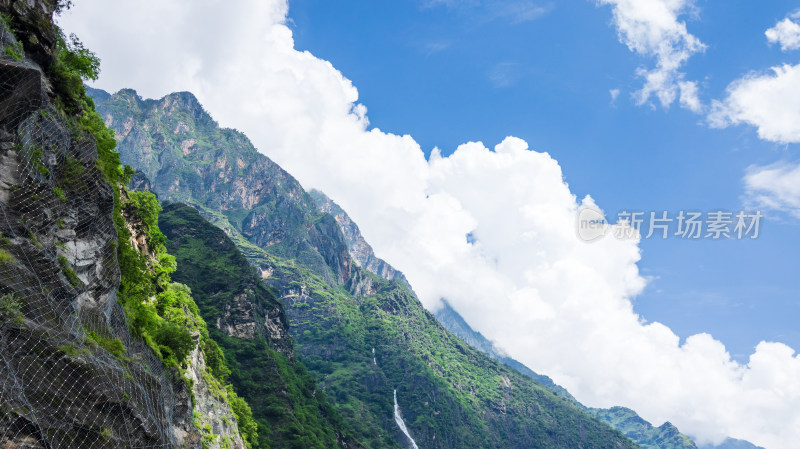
288,0,800,361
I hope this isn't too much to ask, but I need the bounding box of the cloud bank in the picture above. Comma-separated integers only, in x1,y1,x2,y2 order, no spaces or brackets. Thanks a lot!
60,1,799,447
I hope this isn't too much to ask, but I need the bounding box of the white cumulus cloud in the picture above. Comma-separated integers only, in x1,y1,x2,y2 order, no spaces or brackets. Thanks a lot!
596,0,706,110
744,162,800,217
60,2,799,448
766,14,800,51
709,63,800,144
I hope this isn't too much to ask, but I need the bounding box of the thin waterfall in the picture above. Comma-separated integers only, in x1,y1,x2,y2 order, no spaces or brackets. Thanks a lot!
393,389,420,449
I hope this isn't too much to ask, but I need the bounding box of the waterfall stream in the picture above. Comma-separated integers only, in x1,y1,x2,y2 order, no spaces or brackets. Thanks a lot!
393,390,420,449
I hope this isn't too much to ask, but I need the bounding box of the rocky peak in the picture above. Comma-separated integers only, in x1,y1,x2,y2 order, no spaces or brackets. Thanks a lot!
309,189,410,289
161,91,208,119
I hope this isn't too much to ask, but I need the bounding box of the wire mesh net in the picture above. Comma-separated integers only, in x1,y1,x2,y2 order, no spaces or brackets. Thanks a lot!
0,25,186,449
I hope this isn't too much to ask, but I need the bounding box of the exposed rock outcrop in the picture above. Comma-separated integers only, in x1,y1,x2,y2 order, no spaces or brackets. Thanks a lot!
184,345,246,449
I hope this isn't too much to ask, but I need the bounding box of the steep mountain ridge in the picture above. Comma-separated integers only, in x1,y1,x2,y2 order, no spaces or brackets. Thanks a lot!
309,189,409,288
95,87,640,449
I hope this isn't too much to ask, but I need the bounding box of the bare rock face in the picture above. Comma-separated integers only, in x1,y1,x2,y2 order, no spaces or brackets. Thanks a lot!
346,267,379,297
0,60,46,130
217,292,258,340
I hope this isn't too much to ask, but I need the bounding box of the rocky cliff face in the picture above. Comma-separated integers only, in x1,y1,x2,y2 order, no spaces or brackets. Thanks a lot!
184,345,246,449
159,203,293,356
0,5,244,448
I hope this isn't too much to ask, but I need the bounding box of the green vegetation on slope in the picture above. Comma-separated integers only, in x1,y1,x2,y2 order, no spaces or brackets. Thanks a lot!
113,190,258,447
165,204,638,449
589,408,697,449
160,202,360,449
436,300,699,449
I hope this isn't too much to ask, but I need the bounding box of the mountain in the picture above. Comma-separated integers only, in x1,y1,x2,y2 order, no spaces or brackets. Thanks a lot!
435,300,699,449
0,3,250,448
159,202,362,449
589,408,696,449
434,300,577,401
309,191,763,449
94,86,640,448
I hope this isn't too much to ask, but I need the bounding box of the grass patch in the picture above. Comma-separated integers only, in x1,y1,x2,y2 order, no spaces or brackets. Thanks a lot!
3,42,23,61
0,248,14,264
86,331,125,359
58,255,81,287
0,294,24,325
27,231,41,248
53,186,66,201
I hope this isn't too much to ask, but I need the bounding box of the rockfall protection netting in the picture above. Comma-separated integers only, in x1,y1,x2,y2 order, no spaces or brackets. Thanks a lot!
0,35,186,449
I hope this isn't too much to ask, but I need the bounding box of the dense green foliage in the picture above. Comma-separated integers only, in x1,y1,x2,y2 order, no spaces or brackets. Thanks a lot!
160,203,638,449
0,293,24,325
55,32,99,81
160,203,358,449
